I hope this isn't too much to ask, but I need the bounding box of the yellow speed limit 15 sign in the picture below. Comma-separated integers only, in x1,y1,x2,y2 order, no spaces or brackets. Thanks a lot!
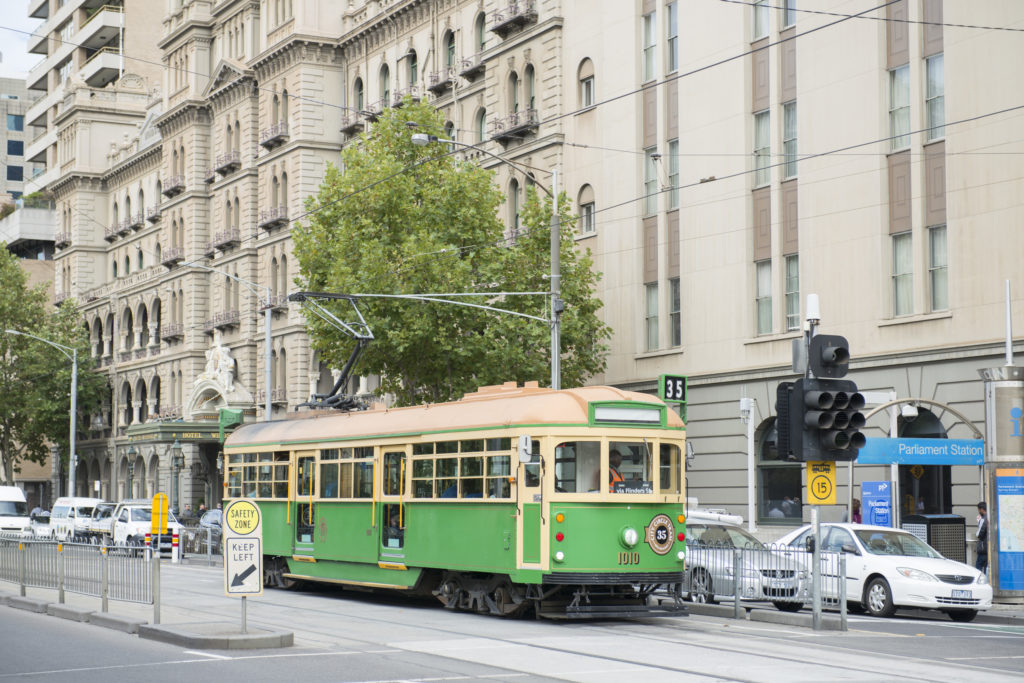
806,461,837,505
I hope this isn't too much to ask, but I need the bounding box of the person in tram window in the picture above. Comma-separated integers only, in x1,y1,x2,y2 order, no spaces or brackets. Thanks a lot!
609,448,626,492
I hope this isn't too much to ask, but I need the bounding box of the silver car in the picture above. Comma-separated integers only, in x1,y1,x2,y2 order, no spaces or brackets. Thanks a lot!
685,521,809,612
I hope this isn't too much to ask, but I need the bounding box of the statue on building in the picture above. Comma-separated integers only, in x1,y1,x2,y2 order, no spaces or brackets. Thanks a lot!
200,332,236,393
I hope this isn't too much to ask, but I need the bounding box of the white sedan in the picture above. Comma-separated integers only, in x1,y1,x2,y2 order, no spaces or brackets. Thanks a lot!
776,523,991,622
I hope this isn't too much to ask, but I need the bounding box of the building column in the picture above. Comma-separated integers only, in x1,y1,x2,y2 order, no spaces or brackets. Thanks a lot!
131,400,141,424
148,323,159,347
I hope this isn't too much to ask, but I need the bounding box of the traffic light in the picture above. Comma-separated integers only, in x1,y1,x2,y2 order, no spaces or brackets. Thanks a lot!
809,334,850,378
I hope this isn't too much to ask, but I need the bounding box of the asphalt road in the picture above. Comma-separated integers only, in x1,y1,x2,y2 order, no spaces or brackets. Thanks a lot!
2,563,1022,682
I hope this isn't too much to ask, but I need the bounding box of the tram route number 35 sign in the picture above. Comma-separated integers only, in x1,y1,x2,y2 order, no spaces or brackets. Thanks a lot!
223,498,263,597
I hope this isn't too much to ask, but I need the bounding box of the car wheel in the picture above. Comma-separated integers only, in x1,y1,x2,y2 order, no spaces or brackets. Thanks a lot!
688,568,716,604
865,577,896,618
946,609,978,623
773,601,802,613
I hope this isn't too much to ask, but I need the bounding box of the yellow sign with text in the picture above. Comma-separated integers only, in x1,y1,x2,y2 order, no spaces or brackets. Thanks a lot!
151,493,169,534
806,461,836,505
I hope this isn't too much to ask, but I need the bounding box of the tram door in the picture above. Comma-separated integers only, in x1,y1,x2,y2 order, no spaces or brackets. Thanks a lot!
379,449,406,564
294,451,316,554
516,437,544,567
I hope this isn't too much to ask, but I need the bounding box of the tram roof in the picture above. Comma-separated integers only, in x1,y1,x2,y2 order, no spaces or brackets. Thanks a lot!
224,383,684,448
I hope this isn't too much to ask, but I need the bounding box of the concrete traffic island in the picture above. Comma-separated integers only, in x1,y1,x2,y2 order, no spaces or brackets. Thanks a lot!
138,621,294,650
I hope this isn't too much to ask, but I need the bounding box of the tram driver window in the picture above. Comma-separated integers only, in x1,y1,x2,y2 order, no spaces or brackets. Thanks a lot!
608,441,653,493
523,437,540,487
554,441,599,493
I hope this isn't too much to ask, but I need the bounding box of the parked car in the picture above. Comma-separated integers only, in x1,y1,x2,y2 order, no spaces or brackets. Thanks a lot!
684,514,809,612
30,510,52,538
197,509,223,545
0,486,31,537
776,523,992,622
86,502,116,543
50,497,107,542
109,499,182,555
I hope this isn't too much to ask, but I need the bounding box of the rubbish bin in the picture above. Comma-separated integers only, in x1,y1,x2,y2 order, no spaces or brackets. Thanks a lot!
901,514,966,563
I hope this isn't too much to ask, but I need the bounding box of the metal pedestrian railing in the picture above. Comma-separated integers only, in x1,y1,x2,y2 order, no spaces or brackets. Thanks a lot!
0,535,154,608
179,525,222,565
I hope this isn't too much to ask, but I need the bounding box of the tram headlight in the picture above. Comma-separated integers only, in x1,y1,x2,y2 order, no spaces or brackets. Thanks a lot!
677,550,686,561
621,526,639,548
554,551,565,563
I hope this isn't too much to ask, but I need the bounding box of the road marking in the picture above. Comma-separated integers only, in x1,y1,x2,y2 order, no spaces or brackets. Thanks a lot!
946,655,1024,661
182,650,231,660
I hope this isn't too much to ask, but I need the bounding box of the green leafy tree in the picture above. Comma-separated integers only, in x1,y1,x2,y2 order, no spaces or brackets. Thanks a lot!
294,101,610,405
0,247,106,484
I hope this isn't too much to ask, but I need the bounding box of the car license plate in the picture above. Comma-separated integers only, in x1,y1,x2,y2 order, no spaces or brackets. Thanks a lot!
951,589,972,599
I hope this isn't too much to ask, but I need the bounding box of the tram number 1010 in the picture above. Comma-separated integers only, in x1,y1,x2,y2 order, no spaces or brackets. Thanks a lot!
617,551,641,565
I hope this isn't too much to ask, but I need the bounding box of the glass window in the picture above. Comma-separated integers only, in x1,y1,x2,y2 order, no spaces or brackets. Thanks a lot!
669,277,681,347
783,0,797,27
580,202,595,234
785,255,800,331
554,441,600,493
476,108,487,143
645,282,659,351
445,32,456,68
642,12,656,82
644,146,658,215
754,110,770,187
855,529,942,558
660,443,682,494
893,232,913,316
667,138,679,208
580,76,594,108
757,418,803,522
58,59,73,85
926,54,945,140
666,2,678,73
783,102,797,179
889,66,910,151
6,114,23,131
823,526,855,552
929,225,947,311
753,0,769,40
6,166,23,182
407,50,418,86
380,64,390,103
609,441,653,493
756,259,772,334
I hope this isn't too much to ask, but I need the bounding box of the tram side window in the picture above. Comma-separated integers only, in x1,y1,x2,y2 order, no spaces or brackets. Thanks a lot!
319,446,374,498
608,441,653,494
660,443,683,494
523,437,540,487
555,441,600,493
410,437,514,499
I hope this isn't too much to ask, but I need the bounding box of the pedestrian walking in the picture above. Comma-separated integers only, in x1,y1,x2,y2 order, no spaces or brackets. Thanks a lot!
976,501,989,573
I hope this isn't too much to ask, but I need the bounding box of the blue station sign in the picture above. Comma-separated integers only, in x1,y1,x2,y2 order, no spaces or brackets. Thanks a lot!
857,437,985,466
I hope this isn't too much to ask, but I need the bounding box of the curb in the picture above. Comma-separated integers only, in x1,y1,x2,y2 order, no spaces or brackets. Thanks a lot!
138,623,293,650
8,596,49,613
46,604,94,622
749,608,844,630
88,612,148,634
685,603,744,619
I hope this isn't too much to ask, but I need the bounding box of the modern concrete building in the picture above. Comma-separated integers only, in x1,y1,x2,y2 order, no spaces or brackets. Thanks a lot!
41,1,1024,541
0,77,43,202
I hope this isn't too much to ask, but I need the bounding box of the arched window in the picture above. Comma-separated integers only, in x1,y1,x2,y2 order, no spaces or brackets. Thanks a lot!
122,382,133,426
233,196,240,229
279,254,288,294
179,145,185,175
156,179,162,197
281,172,288,210
125,196,131,222
578,58,595,108
137,188,145,214
756,417,803,523
475,13,486,52
137,248,143,271
281,89,289,121
272,176,280,208
509,71,519,113
577,184,596,234
234,120,241,152
155,242,162,265
225,276,233,310
354,78,363,110
445,31,456,68
444,120,455,150
509,178,520,232
270,257,279,296
272,94,280,122
525,64,535,110
476,108,487,143
123,255,130,276
232,271,240,310
407,50,418,86
112,201,119,225
379,64,390,104
278,348,287,396
225,124,232,154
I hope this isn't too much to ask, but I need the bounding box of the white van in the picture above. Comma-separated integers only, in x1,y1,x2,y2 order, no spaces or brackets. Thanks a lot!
51,497,107,542
0,486,31,537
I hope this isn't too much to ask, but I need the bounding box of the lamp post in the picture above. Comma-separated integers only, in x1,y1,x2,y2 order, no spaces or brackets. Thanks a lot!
5,329,78,496
410,133,563,390
170,439,184,514
182,260,273,422
126,445,137,498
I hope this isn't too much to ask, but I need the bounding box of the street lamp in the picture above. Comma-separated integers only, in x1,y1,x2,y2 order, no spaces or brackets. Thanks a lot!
171,439,184,515
126,445,137,498
410,133,563,390
5,329,79,496
181,260,273,422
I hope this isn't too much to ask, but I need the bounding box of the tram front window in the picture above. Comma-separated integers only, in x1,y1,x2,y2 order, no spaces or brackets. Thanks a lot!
554,441,599,493
608,441,653,493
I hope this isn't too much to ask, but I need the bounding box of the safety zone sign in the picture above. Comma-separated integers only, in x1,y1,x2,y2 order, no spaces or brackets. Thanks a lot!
223,498,263,597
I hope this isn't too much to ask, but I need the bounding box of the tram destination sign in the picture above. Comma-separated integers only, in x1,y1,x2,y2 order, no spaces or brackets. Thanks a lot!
223,498,263,597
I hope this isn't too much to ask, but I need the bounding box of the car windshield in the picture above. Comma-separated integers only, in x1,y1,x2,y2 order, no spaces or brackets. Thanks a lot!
0,501,28,516
855,530,943,558
94,506,113,519
689,524,764,549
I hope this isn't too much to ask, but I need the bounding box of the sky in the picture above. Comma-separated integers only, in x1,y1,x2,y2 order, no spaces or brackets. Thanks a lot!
0,1,40,80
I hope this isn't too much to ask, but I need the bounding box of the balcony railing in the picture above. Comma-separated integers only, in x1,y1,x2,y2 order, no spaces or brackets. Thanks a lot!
202,241,215,258
128,212,144,230
340,113,364,136
214,150,241,176
149,344,161,357
258,206,289,230
458,53,485,79
54,232,70,249
261,293,289,312
160,323,184,340
153,405,182,420
161,246,184,267
203,310,241,332
490,108,540,143
54,291,70,306
204,167,216,184
146,205,162,223
162,175,185,196
104,225,118,242
490,0,538,37
119,350,132,363
392,85,422,107
257,388,288,406
134,348,147,360
428,68,456,94
213,228,241,250
259,121,289,149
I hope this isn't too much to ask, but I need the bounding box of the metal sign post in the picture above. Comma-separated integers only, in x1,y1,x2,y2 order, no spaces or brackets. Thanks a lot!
152,493,169,625
223,498,263,634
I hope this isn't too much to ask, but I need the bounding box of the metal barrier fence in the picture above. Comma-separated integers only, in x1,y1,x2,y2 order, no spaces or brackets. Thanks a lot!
179,525,222,565
0,535,154,607
681,540,848,626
